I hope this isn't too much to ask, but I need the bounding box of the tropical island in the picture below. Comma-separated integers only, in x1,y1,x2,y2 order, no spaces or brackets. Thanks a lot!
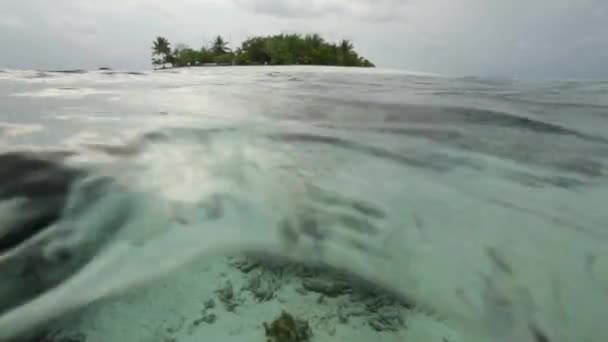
151,34,375,69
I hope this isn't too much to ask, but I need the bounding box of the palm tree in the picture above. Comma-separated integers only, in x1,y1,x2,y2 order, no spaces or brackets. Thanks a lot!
339,39,354,56
212,35,229,55
152,37,171,56
339,39,356,66
152,36,171,68
306,33,324,48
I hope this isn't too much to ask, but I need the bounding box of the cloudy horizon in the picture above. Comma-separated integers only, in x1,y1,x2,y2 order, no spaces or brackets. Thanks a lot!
0,0,606,79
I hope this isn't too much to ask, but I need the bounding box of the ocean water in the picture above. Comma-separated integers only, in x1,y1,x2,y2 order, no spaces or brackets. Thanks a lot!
0,66,607,341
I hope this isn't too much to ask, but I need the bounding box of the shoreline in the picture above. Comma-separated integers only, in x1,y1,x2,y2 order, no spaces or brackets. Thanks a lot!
154,63,377,70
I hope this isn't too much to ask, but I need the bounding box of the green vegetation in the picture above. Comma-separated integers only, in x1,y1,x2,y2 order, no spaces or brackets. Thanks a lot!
151,34,375,69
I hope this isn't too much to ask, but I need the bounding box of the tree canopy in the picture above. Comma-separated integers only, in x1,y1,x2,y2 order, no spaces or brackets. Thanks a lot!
151,33,375,69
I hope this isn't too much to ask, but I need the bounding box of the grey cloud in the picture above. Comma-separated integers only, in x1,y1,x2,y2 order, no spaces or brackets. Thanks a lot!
51,18,101,37
73,25,100,36
233,0,342,18
0,16,26,30
233,0,412,21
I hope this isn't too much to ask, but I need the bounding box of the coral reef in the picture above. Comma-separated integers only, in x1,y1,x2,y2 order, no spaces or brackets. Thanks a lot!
231,255,411,332
263,311,312,342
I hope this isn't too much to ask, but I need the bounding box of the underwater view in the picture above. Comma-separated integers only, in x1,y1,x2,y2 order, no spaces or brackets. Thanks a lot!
0,66,607,342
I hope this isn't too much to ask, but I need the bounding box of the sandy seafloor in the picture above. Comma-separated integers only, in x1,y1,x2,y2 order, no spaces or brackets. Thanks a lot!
53,255,456,342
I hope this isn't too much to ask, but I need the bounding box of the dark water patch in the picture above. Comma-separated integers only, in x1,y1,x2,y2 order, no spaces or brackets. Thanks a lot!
426,152,484,171
157,85,184,89
503,170,587,189
445,106,579,135
554,158,604,177
46,70,88,74
264,72,303,82
278,209,389,260
448,137,606,178
25,72,52,79
140,127,240,145
0,152,133,320
306,185,387,220
20,329,86,342
0,151,81,253
83,143,142,157
379,103,608,144
428,91,470,96
455,76,515,86
374,126,465,141
334,121,605,179
281,123,486,172
141,131,172,142
102,71,146,76
429,90,526,101
501,96,608,111
284,104,329,121
269,133,451,172
305,109,328,121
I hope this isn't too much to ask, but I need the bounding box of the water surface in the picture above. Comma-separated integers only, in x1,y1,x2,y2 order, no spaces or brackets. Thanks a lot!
0,66,607,342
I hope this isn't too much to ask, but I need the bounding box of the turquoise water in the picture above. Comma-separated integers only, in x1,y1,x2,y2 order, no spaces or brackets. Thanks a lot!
0,66,607,341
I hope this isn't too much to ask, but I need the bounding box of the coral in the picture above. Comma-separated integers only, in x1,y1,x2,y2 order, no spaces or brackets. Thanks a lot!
187,298,218,335
263,311,312,342
245,269,282,302
301,277,351,297
230,255,412,333
216,279,238,312
367,307,405,332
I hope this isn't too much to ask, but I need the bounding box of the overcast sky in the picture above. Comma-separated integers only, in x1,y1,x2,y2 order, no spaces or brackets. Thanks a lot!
0,0,606,78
